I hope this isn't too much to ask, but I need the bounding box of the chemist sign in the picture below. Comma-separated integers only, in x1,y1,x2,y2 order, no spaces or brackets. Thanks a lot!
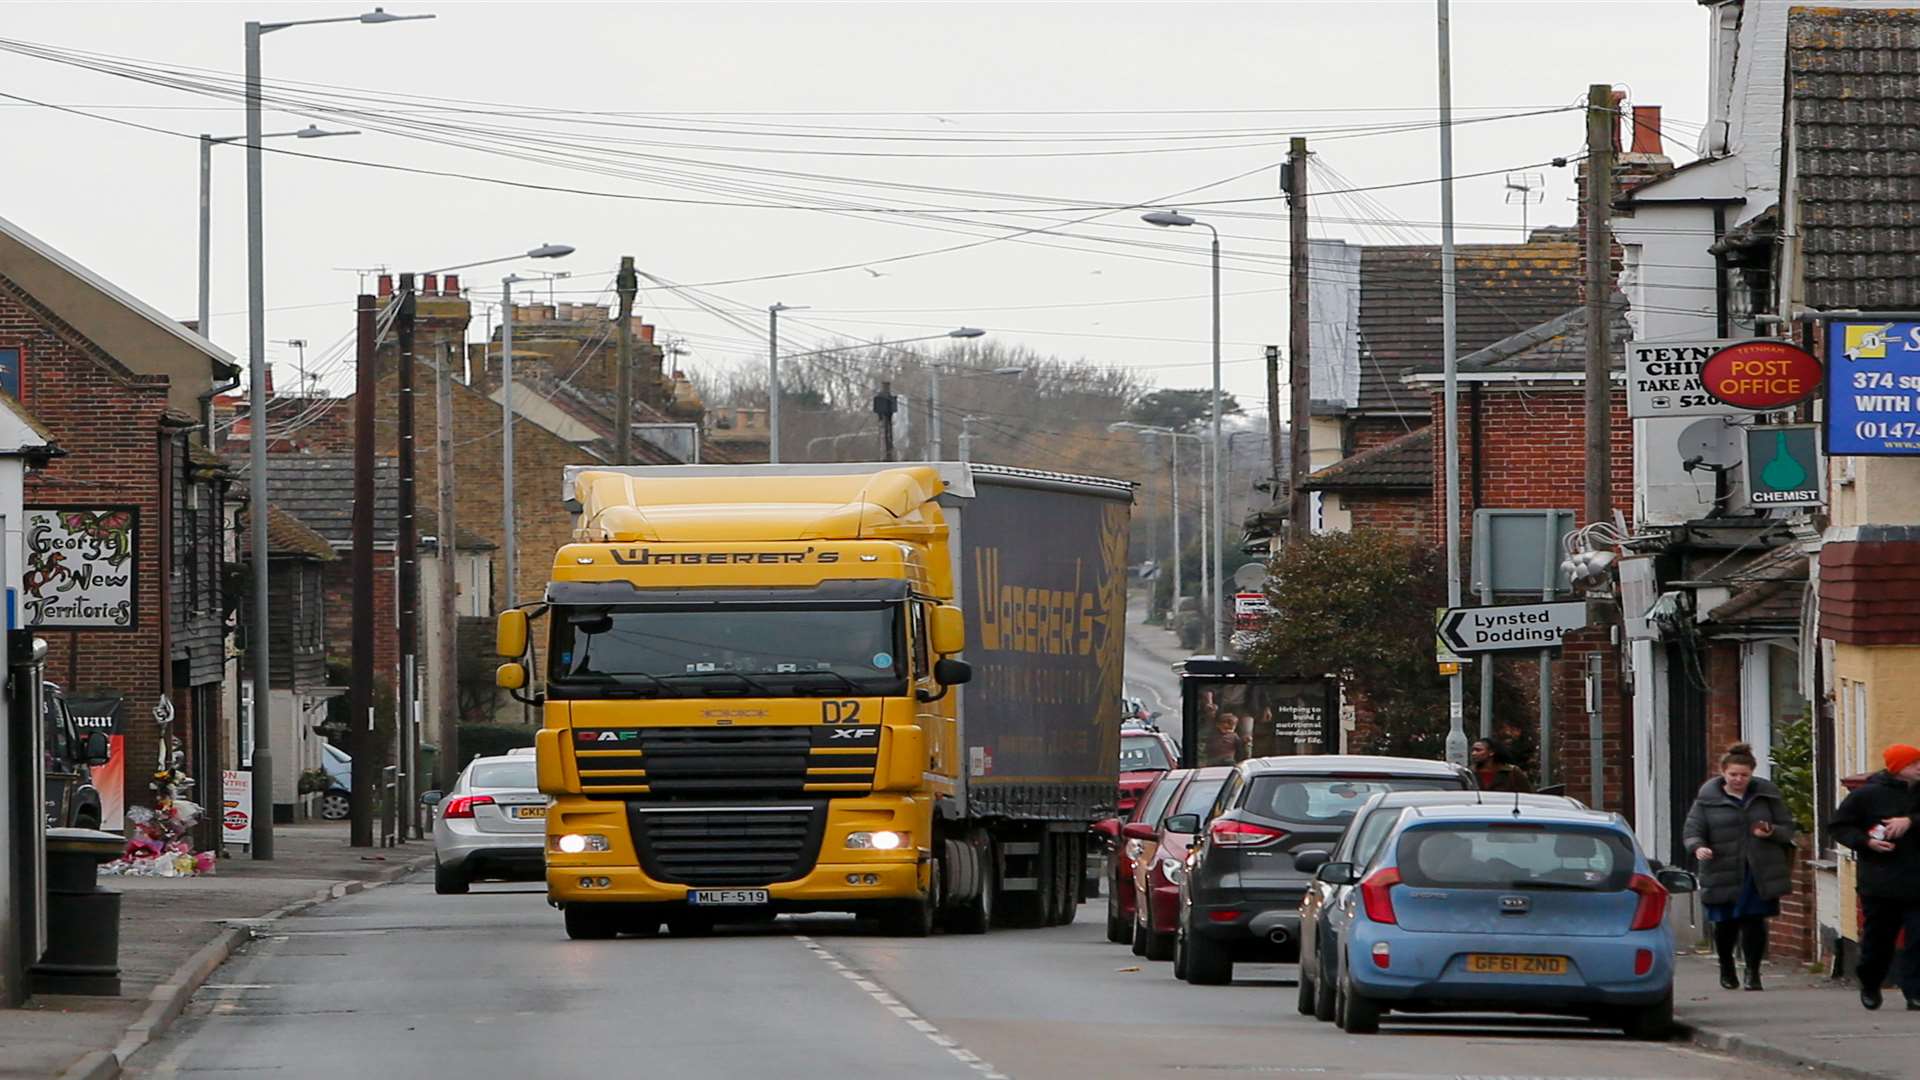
1627,339,1743,418
1741,425,1825,509
1827,322,1920,456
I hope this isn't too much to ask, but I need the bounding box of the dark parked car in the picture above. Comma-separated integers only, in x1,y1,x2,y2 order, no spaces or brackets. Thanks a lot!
1174,755,1473,985
1295,789,1582,1020
1132,766,1232,961
42,682,108,829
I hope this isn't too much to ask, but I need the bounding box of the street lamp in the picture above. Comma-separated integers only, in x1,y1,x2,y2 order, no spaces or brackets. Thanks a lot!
1141,209,1225,657
767,327,988,462
1109,422,1210,635
200,124,357,343
493,247,576,606
243,4,433,861
924,350,1018,461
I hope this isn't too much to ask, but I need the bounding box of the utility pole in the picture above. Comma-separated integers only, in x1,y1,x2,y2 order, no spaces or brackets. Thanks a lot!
243,20,274,861
433,333,459,793
395,274,419,841
1265,344,1283,506
349,293,376,848
875,381,897,462
1286,137,1313,538
1436,0,1468,769
1583,83,1615,529
614,256,637,465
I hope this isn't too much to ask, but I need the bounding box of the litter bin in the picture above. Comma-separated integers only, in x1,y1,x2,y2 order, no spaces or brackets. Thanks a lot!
33,827,124,996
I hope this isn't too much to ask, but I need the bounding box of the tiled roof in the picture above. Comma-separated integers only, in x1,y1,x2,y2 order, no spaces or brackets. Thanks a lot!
239,504,337,562
1301,426,1432,492
230,454,398,547
1456,293,1632,374
1703,545,1809,629
1789,9,1920,310
1354,239,1582,416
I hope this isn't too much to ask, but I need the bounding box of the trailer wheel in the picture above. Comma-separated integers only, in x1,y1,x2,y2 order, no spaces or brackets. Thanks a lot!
948,835,994,935
1053,835,1079,926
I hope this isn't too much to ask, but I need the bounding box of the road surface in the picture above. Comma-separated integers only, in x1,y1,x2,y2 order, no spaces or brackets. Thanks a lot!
131,879,1804,1080
1124,591,1185,748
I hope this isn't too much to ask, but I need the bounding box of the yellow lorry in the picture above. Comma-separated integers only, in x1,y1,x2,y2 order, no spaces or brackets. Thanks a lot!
496,462,1133,938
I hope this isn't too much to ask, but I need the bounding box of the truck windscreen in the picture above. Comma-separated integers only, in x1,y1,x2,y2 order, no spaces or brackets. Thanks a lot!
548,604,908,698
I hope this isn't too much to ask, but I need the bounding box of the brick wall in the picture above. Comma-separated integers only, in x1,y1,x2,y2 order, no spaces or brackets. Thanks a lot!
1704,644,1742,759
321,551,396,684
1347,491,1431,538
1351,418,1416,454
1428,384,1635,809
1,275,181,813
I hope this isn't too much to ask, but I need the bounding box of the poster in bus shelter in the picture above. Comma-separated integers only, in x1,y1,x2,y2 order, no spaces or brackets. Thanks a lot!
1188,676,1337,766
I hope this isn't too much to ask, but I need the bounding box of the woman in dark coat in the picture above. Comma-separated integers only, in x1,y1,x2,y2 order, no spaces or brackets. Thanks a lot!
1682,742,1798,991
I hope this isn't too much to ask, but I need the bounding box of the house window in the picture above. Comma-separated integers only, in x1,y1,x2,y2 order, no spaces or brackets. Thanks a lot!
0,347,19,398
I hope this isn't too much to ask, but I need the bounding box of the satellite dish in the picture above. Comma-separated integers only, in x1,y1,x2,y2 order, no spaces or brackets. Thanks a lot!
1233,563,1267,591
1676,417,1736,466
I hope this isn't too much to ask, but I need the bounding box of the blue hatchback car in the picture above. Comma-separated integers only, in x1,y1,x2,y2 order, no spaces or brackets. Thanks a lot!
1315,803,1696,1039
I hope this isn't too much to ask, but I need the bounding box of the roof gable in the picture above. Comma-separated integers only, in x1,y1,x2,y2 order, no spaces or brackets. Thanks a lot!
1302,426,1432,492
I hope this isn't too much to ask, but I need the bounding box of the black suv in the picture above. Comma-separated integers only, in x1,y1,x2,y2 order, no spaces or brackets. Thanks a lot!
1174,754,1473,985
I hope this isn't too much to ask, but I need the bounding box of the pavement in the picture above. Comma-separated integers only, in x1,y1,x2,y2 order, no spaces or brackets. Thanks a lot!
3,822,431,1080
121,875,1845,1080
1672,946,1915,1080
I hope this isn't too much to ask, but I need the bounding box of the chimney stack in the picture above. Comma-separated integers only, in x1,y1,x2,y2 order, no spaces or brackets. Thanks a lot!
377,273,394,298
1629,106,1663,155
444,273,460,295
640,323,656,344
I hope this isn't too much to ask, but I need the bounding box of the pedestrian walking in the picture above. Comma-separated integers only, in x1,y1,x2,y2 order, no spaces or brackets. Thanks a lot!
1830,743,1920,1011
1470,737,1532,793
1682,742,1797,991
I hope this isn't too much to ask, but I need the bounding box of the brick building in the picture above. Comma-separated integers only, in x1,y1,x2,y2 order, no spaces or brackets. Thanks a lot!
1300,427,1431,538
0,214,237,829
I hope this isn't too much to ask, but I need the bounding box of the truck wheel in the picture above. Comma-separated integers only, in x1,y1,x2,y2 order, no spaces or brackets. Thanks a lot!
1053,835,1079,926
434,862,469,896
564,904,619,940
1183,926,1234,985
881,861,938,937
948,837,994,935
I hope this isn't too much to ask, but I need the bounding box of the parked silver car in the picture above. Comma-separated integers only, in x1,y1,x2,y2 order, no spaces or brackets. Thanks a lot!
432,755,547,895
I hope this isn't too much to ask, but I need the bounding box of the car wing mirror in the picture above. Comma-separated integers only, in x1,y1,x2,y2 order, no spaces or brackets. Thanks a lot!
1294,848,1332,874
1314,861,1358,886
1162,813,1199,834
1121,822,1158,842
419,790,444,808
1655,867,1698,895
83,731,111,766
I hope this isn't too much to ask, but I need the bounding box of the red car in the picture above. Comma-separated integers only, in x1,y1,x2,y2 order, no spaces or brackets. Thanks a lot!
1116,728,1178,816
1132,766,1233,961
1103,769,1189,944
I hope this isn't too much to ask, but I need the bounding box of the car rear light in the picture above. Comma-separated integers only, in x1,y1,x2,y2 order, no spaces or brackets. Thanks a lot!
1634,948,1654,976
441,795,494,819
1359,867,1401,925
1208,818,1289,847
1628,873,1669,931
1371,941,1391,969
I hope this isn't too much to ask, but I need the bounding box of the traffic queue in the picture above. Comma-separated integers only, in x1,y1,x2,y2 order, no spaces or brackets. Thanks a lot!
1091,720,1698,1040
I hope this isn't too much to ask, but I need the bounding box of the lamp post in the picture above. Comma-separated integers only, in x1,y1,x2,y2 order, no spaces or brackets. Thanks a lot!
767,329,989,461
489,246,574,609
922,347,1015,461
199,125,355,343
244,4,432,860
1141,210,1225,657
1110,422,1207,636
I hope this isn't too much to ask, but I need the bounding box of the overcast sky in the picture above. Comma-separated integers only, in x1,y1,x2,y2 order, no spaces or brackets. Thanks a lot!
2,2,1704,408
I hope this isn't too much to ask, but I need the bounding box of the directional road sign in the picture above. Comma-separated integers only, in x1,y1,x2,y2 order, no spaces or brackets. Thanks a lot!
1438,601,1589,654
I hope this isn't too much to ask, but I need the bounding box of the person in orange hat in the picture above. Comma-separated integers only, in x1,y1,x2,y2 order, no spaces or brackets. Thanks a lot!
1831,742,1920,1010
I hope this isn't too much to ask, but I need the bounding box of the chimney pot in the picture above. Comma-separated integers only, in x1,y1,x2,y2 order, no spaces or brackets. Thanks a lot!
378,273,393,298
423,273,439,294
263,364,275,397
444,273,460,294
1630,105,1663,155
640,323,656,344
1609,90,1627,151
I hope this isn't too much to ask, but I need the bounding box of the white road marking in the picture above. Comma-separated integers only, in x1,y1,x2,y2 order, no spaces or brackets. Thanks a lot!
793,934,1010,1080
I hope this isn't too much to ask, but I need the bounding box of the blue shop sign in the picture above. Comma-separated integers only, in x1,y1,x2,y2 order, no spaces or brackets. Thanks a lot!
1827,322,1920,455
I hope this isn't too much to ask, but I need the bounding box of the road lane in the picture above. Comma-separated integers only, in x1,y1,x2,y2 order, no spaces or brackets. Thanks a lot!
132,876,1807,1080
1124,591,1185,748
129,881,981,1080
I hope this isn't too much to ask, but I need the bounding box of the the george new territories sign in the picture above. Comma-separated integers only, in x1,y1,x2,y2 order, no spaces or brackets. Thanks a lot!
23,506,138,629
1700,340,1824,411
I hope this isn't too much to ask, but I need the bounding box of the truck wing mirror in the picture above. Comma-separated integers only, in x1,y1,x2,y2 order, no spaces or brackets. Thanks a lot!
933,657,972,686
930,605,966,655
497,661,529,691
83,731,111,766
497,609,529,659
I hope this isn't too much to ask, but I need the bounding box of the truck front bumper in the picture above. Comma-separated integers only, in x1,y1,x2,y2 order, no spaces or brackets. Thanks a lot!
549,855,926,908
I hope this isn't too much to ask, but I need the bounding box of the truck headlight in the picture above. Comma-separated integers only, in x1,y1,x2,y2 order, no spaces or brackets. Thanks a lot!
553,833,609,854
846,830,907,851
1158,857,1185,885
